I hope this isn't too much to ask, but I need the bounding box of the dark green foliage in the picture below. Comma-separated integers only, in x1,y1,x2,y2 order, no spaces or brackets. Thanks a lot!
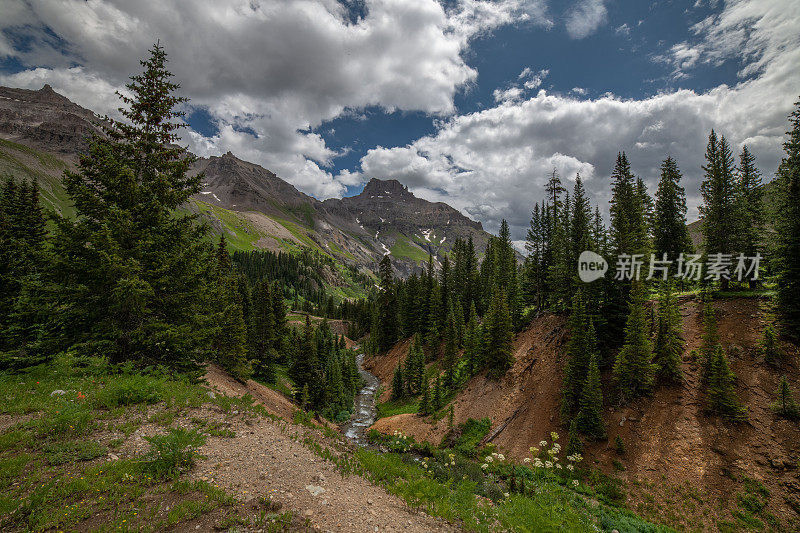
760,325,783,367
653,283,684,384
209,239,251,381
613,283,655,401
561,291,591,421
700,131,739,289
391,362,405,401
706,345,747,422
565,419,583,456
433,374,443,411
251,278,276,383
771,375,799,419
452,417,491,457
483,290,513,378
36,44,213,373
142,428,206,479
653,157,693,263
376,255,398,352
405,334,425,395
736,146,764,262
443,308,458,389
419,378,430,416
775,98,800,339
464,302,480,376
576,349,605,439
613,435,625,455
0,177,48,367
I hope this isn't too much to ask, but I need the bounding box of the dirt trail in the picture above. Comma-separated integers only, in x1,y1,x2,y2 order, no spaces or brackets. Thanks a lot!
201,365,454,532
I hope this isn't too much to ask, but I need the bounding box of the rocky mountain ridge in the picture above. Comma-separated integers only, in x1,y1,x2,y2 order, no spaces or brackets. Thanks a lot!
0,84,495,276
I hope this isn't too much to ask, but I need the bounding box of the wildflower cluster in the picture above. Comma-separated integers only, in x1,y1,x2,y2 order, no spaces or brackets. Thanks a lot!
388,430,412,452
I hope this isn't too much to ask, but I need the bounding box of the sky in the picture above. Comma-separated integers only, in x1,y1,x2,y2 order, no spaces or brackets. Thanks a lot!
1,0,799,243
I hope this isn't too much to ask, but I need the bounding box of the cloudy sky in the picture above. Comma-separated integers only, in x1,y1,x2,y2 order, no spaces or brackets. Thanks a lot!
1,0,799,240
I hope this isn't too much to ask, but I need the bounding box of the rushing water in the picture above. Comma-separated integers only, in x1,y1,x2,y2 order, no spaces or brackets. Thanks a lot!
342,349,379,446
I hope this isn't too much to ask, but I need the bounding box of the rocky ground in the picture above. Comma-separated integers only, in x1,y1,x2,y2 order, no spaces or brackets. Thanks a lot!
197,364,454,532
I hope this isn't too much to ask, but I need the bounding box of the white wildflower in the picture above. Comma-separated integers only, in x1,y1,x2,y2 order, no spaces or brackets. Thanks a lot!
539,440,547,448
523,458,531,463
566,464,574,471
545,461,553,469
481,463,488,470
572,479,579,487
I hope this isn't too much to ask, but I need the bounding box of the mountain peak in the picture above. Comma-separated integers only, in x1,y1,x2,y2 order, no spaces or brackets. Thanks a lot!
359,178,411,199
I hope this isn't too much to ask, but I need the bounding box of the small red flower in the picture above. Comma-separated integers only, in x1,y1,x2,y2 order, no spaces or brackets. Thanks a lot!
77,392,86,400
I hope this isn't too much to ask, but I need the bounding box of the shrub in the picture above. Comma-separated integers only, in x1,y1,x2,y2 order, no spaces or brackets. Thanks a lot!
34,402,95,438
141,428,206,478
43,440,107,465
452,418,491,457
93,374,165,409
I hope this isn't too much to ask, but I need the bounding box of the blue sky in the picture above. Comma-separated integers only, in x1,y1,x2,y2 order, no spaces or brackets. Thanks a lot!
1,0,798,238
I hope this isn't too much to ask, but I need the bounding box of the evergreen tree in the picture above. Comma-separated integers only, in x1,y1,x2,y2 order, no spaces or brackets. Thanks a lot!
251,278,277,383
376,255,398,351
736,146,764,282
576,349,605,439
566,419,583,456
700,131,739,290
484,290,513,378
653,157,692,266
210,239,250,381
41,44,212,373
771,375,799,419
464,301,480,375
443,308,458,389
613,283,656,401
653,283,684,383
433,374,443,411
420,379,431,416
561,291,590,421
775,97,800,339
0,178,48,364
706,345,747,422
761,325,783,366
391,362,405,400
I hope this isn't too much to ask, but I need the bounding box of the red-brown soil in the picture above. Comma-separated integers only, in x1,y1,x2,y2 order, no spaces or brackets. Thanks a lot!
368,297,800,530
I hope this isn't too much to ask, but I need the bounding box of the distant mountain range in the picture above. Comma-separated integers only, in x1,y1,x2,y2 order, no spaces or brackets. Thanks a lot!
0,84,494,277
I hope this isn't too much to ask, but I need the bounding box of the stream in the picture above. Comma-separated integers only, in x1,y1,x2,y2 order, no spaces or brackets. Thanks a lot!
342,349,380,446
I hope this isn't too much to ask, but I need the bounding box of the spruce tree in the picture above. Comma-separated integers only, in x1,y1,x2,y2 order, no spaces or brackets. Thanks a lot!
376,254,398,351
566,419,583,456
391,362,405,400
706,345,747,422
775,97,800,339
771,375,799,419
653,157,692,266
700,131,739,290
210,239,250,381
484,290,513,378
653,283,684,383
420,379,430,416
443,308,458,389
576,348,605,439
761,325,783,366
613,283,655,401
43,44,212,372
251,278,277,383
561,291,589,421
736,146,764,281
433,374,443,411
464,301,480,375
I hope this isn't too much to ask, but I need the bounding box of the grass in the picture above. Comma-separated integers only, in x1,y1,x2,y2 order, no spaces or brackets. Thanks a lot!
376,397,419,419
0,353,282,531
389,235,430,264
193,199,262,251
352,447,669,533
